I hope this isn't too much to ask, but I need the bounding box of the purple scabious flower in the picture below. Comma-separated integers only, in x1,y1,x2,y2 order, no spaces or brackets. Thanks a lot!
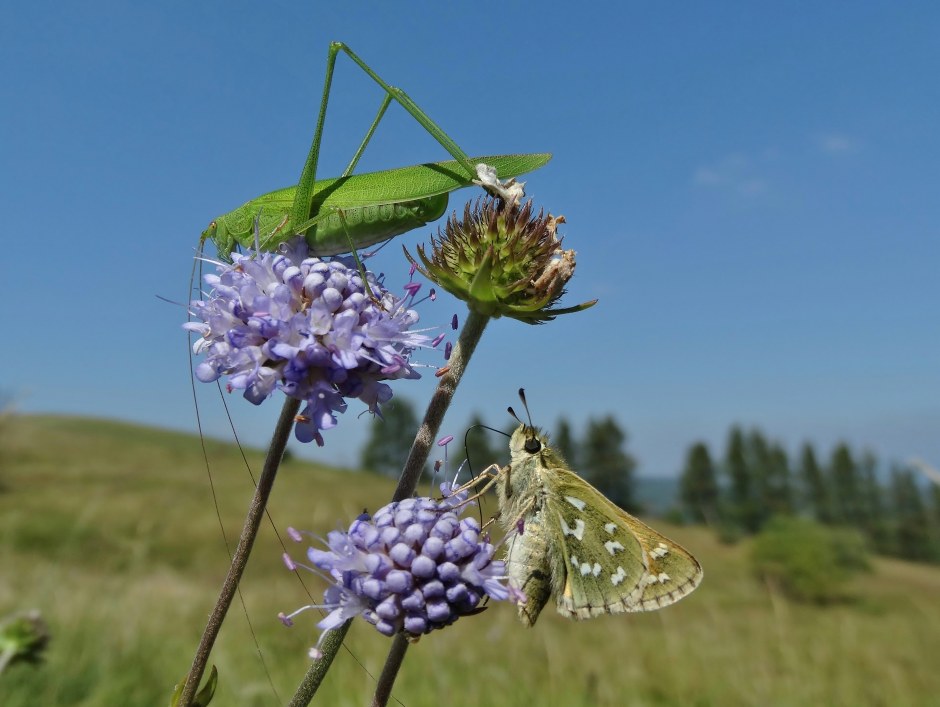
185,238,432,444
280,485,512,658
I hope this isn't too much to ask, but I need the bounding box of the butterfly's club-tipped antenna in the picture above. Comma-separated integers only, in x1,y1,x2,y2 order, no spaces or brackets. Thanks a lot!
509,388,540,453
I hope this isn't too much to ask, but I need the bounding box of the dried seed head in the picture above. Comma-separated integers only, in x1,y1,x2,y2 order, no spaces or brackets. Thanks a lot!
407,198,596,324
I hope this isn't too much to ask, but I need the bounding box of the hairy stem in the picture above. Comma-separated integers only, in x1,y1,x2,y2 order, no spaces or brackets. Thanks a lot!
179,397,300,707
373,308,491,706
371,633,410,707
287,308,491,706
286,622,351,707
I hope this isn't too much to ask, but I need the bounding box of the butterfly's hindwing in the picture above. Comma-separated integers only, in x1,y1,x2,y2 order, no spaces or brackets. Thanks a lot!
625,516,703,610
502,510,554,626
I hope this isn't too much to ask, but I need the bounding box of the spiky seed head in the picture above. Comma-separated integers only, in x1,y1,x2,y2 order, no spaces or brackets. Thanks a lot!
406,198,596,324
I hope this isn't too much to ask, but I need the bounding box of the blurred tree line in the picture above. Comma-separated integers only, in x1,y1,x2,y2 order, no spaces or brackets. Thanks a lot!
678,426,940,565
360,401,940,566
361,400,639,513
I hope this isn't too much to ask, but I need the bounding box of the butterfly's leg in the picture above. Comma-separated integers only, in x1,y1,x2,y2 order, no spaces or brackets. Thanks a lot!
481,492,536,532
446,463,503,503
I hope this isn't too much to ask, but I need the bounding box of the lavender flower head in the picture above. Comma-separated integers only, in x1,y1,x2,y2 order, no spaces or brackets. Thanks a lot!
185,238,433,444
280,484,514,658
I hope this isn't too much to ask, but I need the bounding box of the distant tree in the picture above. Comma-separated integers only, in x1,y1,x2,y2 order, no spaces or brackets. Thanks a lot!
889,467,933,561
360,398,424,478
725,426,758,532
799,443,832,523
740,429,790,530
829,444,862,526
931,482,940,529
0,391,12,493
554,417,579,469
679,442,719,524
746,428,771,514
857,451,890,552
580,416,638,513
930,483,940,559
765,442,793,519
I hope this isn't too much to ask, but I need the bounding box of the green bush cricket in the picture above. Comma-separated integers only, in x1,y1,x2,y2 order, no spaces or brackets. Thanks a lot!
199,42,551,261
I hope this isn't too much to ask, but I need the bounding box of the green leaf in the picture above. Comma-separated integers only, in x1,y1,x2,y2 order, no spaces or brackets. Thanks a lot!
168,666,218,707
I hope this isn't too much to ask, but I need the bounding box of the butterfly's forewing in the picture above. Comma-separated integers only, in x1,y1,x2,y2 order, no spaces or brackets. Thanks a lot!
500,423,703,624
542,468,649,618
547,468,702,615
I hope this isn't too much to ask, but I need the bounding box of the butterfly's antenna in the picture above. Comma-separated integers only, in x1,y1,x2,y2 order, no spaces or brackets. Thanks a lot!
507,403,530,433
517,387,535,420
462,423,510,521
510,389,543,453
467,423,510,440
463,422,512,492
463,423,510,477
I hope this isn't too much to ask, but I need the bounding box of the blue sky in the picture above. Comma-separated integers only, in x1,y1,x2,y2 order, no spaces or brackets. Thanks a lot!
2,1,937,477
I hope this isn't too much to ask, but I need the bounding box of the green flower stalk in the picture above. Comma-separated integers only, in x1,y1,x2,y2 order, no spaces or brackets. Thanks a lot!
290,176,596,707
406,196,596,323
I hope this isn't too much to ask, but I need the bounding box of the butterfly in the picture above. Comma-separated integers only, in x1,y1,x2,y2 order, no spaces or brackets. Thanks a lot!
493,413,703,626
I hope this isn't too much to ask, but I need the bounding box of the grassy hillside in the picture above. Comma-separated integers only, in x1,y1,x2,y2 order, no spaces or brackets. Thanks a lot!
1,415,939,706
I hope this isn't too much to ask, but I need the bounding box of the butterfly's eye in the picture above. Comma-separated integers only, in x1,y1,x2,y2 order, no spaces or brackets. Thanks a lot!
524,437,541,454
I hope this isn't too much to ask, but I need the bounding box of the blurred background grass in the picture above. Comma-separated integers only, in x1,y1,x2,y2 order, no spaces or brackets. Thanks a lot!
1,415,938,706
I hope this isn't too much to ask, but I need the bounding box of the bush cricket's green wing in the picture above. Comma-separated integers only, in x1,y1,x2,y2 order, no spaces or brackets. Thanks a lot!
204,153,551,255
310,152,552,209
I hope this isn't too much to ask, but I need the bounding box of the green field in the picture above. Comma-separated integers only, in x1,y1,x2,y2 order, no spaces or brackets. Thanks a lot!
2,415,939,706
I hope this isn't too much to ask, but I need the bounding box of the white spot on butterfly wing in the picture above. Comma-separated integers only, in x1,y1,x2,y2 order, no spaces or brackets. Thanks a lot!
604,523,617,534
605,540,625,556
611,566,627,586
580,562,592,576
644,571,672,585
650,542,670,560
592,562,601,577
560,517,585,541
564,496,586,511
